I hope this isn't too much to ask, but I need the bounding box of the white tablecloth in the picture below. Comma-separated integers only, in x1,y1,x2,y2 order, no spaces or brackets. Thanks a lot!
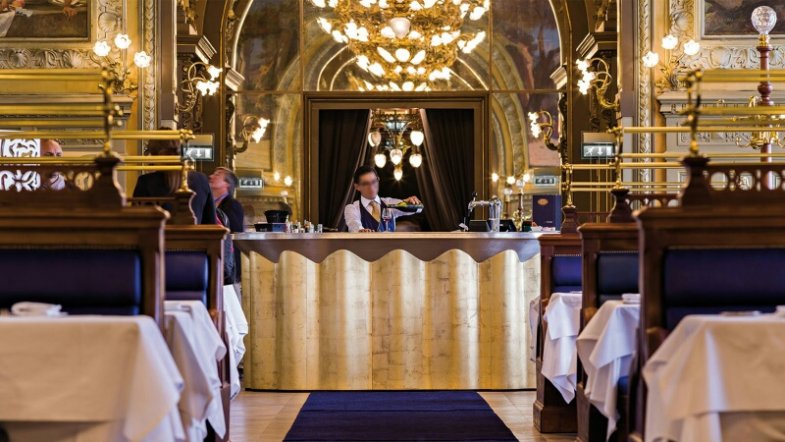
576,300,639,439
644,315,785,442
541,292,582,403
164,301,227,441
0,315,184,442
223,283,247,397
528,295,540,363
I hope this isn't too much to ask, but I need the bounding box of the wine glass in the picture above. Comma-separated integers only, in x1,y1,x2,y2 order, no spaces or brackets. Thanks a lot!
381,208,394,232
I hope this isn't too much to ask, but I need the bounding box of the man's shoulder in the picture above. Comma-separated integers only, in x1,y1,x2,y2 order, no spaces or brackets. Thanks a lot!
345,200,360,210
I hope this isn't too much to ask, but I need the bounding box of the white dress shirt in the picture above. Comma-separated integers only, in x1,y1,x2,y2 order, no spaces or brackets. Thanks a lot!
344,195,420,232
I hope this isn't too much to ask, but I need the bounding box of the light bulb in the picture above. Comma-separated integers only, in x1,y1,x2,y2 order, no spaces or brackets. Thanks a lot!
503,187,513,197
491,172,499,183
283,176,293,187
661,34,678,50
506,175,516,185
409,129,424,146
683,39,700,56
410,50,426,65
374,153,387,168
530,122,542,138
207,65,222,80
389,17,411,38
377,47,396,63
752,6,777,35
576,58,589,73
311,0,326,7
390,148,403,165
273,171,281,182
317,17,332,33
642,51,660,68
394,48,411,62
409,153,422,168
380,26,396,39
393,166,403,181
402,81,414,91
195,80,209,96
251,126,264,143
114,33,131,49
93,40,111,57
469,6,485,20
368,131,380,147
523,172,531,183
133,51,151,68
369,63,385,77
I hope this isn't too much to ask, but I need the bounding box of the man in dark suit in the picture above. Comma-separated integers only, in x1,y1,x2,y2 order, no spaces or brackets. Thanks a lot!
209,167,244,233
132,138,216,225
209,167,245,284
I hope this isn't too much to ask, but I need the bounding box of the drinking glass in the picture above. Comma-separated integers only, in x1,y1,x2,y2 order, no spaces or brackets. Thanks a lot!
381,208,395,232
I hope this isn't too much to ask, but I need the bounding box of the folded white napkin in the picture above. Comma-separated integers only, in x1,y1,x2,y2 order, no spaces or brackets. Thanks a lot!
622,293,640,304
164,302,192,312
11,302,63,317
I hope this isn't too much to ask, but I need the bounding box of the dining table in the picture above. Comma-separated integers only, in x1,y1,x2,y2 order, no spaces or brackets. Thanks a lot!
576,299,639,438
643,314,785,442
0,315,184,442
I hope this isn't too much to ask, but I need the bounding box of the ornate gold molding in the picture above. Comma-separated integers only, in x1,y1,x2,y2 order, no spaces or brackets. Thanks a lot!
0,0,121,69
142,0,156,130
664,0,785,89
638,0,651,182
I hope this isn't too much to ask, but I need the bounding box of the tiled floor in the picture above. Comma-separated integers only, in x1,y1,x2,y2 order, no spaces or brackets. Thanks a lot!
229,390,576,442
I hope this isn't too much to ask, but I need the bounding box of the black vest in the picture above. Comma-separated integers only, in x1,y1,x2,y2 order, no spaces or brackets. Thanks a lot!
359,199,388,231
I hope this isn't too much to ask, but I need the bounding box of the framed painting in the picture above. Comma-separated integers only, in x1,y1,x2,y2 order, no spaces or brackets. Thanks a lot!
0,0,89,41
701,0,785,38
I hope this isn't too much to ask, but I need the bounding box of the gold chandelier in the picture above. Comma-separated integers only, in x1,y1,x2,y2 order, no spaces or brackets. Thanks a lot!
368,109,425,181
310,0,489,91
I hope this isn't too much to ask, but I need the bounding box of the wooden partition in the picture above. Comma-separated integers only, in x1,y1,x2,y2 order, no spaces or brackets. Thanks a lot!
534,207,582,433
0,156,168,327
629,157,785,441
575,189,639,442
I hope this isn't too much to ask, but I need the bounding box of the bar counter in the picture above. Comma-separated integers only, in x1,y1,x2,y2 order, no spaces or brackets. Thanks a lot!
236,232,544,390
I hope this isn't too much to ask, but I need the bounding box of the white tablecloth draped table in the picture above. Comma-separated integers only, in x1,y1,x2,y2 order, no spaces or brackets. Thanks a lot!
164,300,227,441
0,315,184,442
541,292,582,403
644,314,785,442
223,283,247,397
576,300,639,439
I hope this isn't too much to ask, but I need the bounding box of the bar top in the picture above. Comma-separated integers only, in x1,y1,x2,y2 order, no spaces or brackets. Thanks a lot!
234,231,548,263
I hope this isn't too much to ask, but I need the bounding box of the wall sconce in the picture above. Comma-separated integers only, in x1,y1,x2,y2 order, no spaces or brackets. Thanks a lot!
491,172,499,183
575,57,619,112
90,34,150,94
642,34,701,92
178,62,222,114
283,175,294,187
528,110,560,151
235,115,271,154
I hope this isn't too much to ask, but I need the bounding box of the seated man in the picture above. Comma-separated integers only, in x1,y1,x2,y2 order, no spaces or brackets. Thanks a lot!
39,139,68,191
344,165,422,233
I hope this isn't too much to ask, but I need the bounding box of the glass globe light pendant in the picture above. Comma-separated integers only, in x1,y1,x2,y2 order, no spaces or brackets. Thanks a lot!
390,148,404,165
374,153,388,168
409,152,423,168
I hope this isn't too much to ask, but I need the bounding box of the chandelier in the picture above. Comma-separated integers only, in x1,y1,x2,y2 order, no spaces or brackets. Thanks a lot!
367,109,424,181
310,0,489,91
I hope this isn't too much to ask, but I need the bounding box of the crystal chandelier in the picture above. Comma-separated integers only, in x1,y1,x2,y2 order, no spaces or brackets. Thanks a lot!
367,109,424,181
310,0,488,91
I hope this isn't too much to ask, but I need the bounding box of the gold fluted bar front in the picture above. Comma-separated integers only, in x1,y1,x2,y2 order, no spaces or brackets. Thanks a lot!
239,234,541,390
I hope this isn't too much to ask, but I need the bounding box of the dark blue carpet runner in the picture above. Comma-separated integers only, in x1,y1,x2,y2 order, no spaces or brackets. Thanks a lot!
283,391,518,441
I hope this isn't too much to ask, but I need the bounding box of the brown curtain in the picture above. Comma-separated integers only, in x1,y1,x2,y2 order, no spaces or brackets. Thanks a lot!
318,109,372,229
415,109,475,231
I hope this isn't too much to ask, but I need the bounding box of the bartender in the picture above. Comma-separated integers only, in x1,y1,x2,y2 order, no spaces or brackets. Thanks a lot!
344,165,422,232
